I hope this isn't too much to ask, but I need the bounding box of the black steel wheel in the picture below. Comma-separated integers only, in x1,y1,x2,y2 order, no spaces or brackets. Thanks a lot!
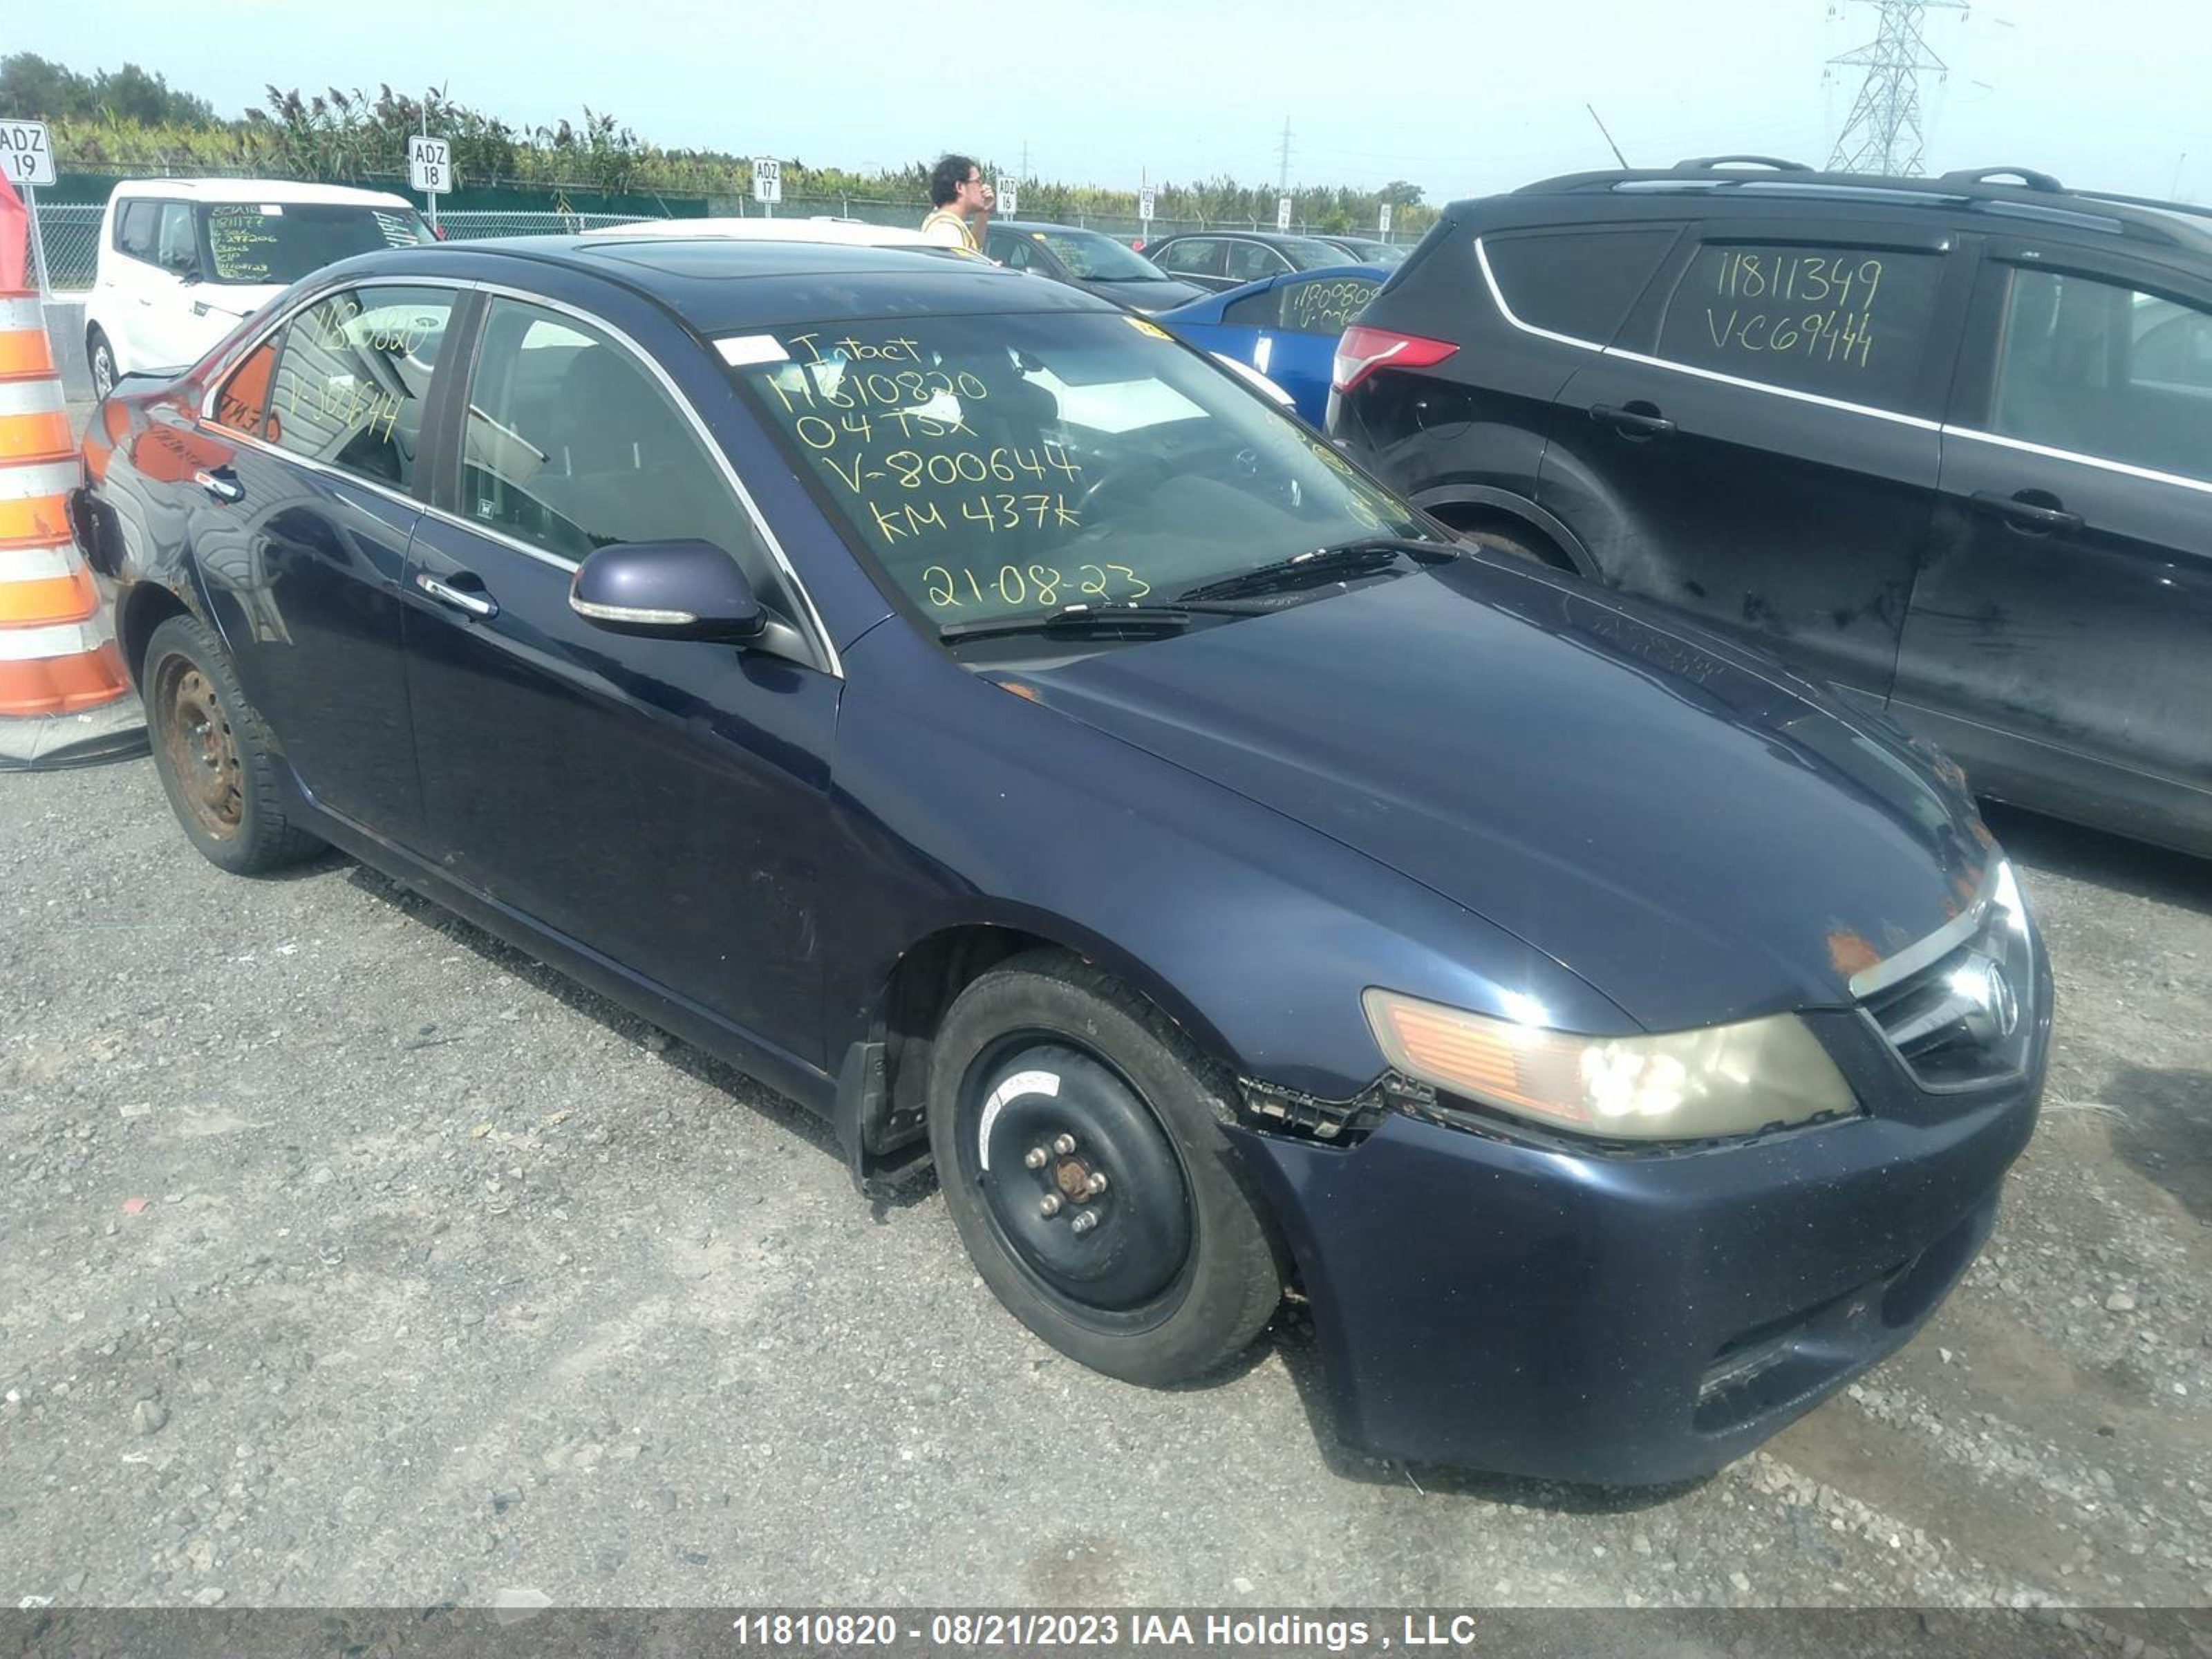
928,950,1282,1385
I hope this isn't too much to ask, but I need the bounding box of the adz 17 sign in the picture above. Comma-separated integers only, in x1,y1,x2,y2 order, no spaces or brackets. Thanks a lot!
753,158,782,205
0,120,55,188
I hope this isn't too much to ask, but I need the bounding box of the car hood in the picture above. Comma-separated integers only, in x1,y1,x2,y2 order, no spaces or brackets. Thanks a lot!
1075,275,1210,312
1014,558,1992,1032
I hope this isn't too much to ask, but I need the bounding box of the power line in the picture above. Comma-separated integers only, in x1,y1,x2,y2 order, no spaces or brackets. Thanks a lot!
1824,0,1969,176
1276,116,1293,194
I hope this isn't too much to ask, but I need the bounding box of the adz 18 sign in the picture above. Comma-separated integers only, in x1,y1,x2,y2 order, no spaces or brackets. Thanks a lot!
409,136,453,194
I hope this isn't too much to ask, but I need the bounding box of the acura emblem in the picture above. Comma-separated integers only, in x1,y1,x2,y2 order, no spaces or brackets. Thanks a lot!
1960,955,2021,1043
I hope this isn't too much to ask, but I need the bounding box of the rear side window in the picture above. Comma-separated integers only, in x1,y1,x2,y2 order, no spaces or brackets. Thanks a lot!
1992,268,2212,482
211,339,278,435
1223,274,1383,334
1482,227,1676,344
459,299,787,603
1656,241,1944,408
266,285,458,492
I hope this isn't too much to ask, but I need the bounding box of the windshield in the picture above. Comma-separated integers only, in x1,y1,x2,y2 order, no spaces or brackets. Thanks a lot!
1033,229,1169,281
200,203,433,285
1280,236,1354,271
724,311,1427,640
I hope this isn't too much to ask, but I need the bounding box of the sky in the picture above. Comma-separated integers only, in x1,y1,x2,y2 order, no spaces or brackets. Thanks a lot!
15,0,2209,203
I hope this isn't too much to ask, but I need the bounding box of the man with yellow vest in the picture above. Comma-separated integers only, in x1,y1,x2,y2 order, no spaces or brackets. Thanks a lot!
920,154,993,254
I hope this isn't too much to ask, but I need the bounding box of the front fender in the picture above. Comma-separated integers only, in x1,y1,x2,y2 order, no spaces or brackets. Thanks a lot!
821,621,1630,1100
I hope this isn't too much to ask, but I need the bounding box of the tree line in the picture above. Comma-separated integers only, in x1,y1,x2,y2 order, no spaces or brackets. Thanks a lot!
1,53,1436,233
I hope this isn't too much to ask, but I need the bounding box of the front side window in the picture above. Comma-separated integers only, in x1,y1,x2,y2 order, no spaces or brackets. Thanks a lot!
1991,268,2212,482
115,200,159,262
1226,241,1288,283
265,285,457,491
200,204,431,286
1155,238,1219,278
460,299,787,606
1483,227,1677,344
1655,241,1943,409
726,312,1425,639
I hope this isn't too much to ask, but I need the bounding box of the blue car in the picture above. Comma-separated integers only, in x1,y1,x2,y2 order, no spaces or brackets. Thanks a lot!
76,235,2047,1484
1157,263,1389,424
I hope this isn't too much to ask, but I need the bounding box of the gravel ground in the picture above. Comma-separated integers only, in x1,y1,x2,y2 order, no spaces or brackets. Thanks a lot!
1,749,2206,1617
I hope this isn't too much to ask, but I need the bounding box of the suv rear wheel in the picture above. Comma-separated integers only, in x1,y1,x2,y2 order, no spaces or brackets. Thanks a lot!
1434,511,1575,575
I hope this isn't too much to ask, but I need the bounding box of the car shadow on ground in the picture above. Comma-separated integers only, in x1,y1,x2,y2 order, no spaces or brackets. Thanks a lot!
2098,1062,2212,1226
337,860,854,1175
1980,803,2212,917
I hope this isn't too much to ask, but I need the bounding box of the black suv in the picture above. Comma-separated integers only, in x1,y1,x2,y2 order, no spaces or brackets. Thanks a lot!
1331,158,2212,858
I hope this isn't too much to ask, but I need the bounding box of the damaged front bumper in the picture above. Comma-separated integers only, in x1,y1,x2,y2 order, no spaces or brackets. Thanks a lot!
1229,998,2047,1487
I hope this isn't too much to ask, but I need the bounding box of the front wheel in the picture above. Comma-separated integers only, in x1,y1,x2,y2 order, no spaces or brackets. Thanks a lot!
927,951,1283,1385
88,329,118,402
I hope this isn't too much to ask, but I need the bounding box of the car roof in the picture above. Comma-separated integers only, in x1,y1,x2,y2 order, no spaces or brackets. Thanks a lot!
1157,229,1331,246
993,218,1114,236
586,216,937,247
324,235,1117,332
108,178,415,210
1481,158,2212,257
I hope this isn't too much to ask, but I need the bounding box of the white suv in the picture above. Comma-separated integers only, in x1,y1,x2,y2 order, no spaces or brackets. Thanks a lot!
86,178,432,397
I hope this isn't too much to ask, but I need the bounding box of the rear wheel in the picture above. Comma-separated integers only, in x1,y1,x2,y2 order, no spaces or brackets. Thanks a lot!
927,952,1282,1385
142,615,324,875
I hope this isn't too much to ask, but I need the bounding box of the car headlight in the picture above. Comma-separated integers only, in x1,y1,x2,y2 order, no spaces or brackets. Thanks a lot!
1362,988,1857,1142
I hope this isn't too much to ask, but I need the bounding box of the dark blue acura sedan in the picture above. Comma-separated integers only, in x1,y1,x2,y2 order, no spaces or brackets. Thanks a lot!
73,236,2050,1485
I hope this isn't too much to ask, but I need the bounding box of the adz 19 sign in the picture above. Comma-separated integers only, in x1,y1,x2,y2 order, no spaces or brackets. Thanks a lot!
1,120,55,188
409,136,453,194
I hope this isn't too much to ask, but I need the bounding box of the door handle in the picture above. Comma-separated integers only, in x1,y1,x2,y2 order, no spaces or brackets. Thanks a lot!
1590,402,1676,438
414,571,498,619
1969,490,2082,536
194,468,243,505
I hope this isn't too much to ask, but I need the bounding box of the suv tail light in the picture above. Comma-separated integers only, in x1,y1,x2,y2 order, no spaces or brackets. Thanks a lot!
1331,325,1457,394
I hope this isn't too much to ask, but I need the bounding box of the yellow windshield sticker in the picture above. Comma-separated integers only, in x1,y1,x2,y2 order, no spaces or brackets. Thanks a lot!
1124,316,1171,340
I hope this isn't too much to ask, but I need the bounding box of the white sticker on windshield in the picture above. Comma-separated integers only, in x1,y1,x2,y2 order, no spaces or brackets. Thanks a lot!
717,334,791,367
976,1069,1061,1171
260,203,284,216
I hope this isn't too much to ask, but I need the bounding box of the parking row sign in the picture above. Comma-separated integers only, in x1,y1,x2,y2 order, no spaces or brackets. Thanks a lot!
753,158,782,205
1,120,55,188
408,135,452,194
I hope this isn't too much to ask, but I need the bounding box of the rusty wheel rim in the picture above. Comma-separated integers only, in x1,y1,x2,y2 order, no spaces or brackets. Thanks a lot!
158,662,243,841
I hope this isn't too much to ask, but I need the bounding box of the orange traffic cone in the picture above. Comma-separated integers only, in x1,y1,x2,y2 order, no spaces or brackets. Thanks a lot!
0,289,146,769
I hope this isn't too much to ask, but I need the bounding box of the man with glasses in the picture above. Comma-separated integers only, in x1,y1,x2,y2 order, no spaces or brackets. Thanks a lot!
921,154,994,253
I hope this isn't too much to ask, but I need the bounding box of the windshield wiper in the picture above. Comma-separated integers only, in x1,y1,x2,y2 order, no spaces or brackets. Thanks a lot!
939,601,1262,647
1172,536,1454,604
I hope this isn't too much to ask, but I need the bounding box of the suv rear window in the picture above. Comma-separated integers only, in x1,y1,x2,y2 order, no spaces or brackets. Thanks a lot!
1655,241,1943,409
1481,227,1676,344
201,203,431,285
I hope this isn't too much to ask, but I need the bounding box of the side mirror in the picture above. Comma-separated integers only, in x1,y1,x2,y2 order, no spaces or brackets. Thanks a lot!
569,539,766,643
